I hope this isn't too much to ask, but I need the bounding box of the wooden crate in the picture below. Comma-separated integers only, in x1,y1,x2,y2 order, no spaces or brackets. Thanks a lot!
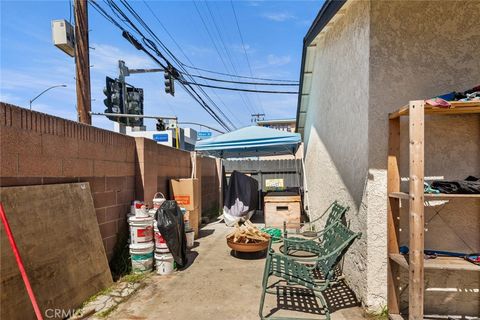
264,192,301,228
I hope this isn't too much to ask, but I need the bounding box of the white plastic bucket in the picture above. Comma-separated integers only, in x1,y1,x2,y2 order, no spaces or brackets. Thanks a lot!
186,230,194,248
155,252,175,275
129,216,154,244
154,224,169,253
130,242,154,274
152,192,166,210
133,200,148,217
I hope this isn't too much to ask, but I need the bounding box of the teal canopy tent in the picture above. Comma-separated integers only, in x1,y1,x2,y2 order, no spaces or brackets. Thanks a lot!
195,126,301,158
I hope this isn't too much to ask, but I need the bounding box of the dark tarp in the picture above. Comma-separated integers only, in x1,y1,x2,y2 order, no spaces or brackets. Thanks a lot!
223,170,259,226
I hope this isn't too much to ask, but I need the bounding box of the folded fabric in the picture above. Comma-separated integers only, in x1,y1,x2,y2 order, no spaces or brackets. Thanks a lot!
425,97,451,107
424,182,440,194
431,176,480,194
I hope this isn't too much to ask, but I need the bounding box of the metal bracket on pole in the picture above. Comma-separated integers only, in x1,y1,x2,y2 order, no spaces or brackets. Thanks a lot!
90,112,177,120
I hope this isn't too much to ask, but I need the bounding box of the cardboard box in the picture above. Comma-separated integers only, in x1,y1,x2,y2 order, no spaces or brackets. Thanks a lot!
170,178,200,211
170,178,202,237
264,192,301,229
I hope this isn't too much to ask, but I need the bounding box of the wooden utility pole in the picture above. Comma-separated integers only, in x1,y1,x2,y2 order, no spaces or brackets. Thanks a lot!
74,0,92,124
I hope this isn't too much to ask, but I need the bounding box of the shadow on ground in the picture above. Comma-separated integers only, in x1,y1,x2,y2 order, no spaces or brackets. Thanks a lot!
229,249,267,260
264,277,359,318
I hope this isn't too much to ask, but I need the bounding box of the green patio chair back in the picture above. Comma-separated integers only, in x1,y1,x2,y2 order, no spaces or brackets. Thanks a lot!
323,201,348,229
314,222,358,279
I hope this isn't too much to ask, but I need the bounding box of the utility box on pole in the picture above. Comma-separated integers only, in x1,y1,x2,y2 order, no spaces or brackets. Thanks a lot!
51,19,75,57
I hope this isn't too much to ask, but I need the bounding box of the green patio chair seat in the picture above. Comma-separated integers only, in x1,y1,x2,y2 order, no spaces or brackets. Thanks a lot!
259,221,361,320
282,201,349,256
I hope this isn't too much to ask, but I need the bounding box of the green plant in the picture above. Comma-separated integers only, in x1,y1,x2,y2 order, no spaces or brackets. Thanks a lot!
97,305,118,318
82,286,113,307
108,229,131,281
120,272,149,284
365,305,389,320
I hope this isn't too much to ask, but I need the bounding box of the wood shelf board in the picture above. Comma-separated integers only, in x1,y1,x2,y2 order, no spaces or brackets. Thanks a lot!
389,253,480,272
389,101,480,119
389,192,480,200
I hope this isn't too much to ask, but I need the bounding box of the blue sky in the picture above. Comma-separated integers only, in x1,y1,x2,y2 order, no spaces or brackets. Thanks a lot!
1,0,322,132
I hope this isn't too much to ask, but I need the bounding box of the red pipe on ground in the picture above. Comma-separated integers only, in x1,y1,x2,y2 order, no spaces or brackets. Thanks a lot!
0,202,44,320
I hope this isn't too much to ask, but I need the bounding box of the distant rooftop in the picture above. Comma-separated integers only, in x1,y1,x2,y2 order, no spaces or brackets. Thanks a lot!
256,118,296,125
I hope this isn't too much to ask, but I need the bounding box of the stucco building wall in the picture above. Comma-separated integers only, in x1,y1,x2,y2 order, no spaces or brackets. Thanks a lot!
369,0,480,315
302,0,480,314
303,0,370,303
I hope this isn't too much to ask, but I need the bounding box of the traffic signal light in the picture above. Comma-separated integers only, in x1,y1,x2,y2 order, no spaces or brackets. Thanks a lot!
164,68,175,96
103,76,125,123
125,87,144,127
156,119,166,131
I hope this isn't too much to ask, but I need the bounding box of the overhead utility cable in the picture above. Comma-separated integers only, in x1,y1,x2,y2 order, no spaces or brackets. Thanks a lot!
141,0,241,126
193,0,255,115
89,0,234,131
180,81,299,94
183,73,299,86
117,0,237,130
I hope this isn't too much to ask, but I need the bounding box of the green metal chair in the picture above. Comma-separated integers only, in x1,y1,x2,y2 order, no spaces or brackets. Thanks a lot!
259,221,361,320
282,201,349,256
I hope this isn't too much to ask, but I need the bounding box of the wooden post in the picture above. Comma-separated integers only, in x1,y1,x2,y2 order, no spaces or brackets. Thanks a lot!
216,158,223,212
408,100,424,320
74,0,92,124
387,117,401,314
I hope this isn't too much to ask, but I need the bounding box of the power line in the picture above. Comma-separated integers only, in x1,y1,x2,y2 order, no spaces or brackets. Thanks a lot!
193,0,255,116
142,0,243,126
184,72,298,86
102,0,235,131
117,0,237,130
229,0,265,114
203,0,258,114
180,81,299,94
180,63,299,83
89,0,235,132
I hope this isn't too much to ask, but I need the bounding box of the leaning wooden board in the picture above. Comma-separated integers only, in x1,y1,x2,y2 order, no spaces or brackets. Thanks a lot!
264,192,301,228
0,183,112,320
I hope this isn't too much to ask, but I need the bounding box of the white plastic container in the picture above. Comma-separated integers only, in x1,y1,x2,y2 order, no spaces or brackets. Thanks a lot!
152,192,166,210
154,224,169,253
130,242,154,274
155,252,175,275
133,200,148,217
186,230,195,249
128,216,154,244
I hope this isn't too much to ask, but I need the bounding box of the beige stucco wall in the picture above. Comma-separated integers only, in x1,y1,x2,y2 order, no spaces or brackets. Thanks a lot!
302,0,480,315
303,0,371,304
369,0,480,316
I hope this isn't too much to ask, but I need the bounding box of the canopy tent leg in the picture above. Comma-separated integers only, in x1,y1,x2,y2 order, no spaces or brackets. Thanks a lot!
301,156,311,223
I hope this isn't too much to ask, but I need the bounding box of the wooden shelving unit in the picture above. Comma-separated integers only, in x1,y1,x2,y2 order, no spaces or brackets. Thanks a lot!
387,100,480,320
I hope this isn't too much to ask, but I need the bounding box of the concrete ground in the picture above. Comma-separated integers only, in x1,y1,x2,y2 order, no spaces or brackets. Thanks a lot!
107,215,365,320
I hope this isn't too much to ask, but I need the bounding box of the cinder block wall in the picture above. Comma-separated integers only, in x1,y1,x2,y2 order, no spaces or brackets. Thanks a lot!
200,156,220,217
134,137,193,205
0,103,136,259
0,103,221,260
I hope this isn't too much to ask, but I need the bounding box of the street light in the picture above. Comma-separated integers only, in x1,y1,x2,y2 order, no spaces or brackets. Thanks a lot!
29,84,67,110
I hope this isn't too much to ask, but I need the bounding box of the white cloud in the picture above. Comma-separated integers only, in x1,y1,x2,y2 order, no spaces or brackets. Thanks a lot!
90,43,156,73
266,54,291,66
263,12,296,22
230,43,255,55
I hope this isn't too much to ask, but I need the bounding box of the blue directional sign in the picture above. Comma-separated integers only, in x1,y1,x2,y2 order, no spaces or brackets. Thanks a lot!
198,131,212,138
153,133,169,142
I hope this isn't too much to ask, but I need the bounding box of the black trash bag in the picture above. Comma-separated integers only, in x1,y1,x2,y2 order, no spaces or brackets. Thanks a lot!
156,200,187,268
